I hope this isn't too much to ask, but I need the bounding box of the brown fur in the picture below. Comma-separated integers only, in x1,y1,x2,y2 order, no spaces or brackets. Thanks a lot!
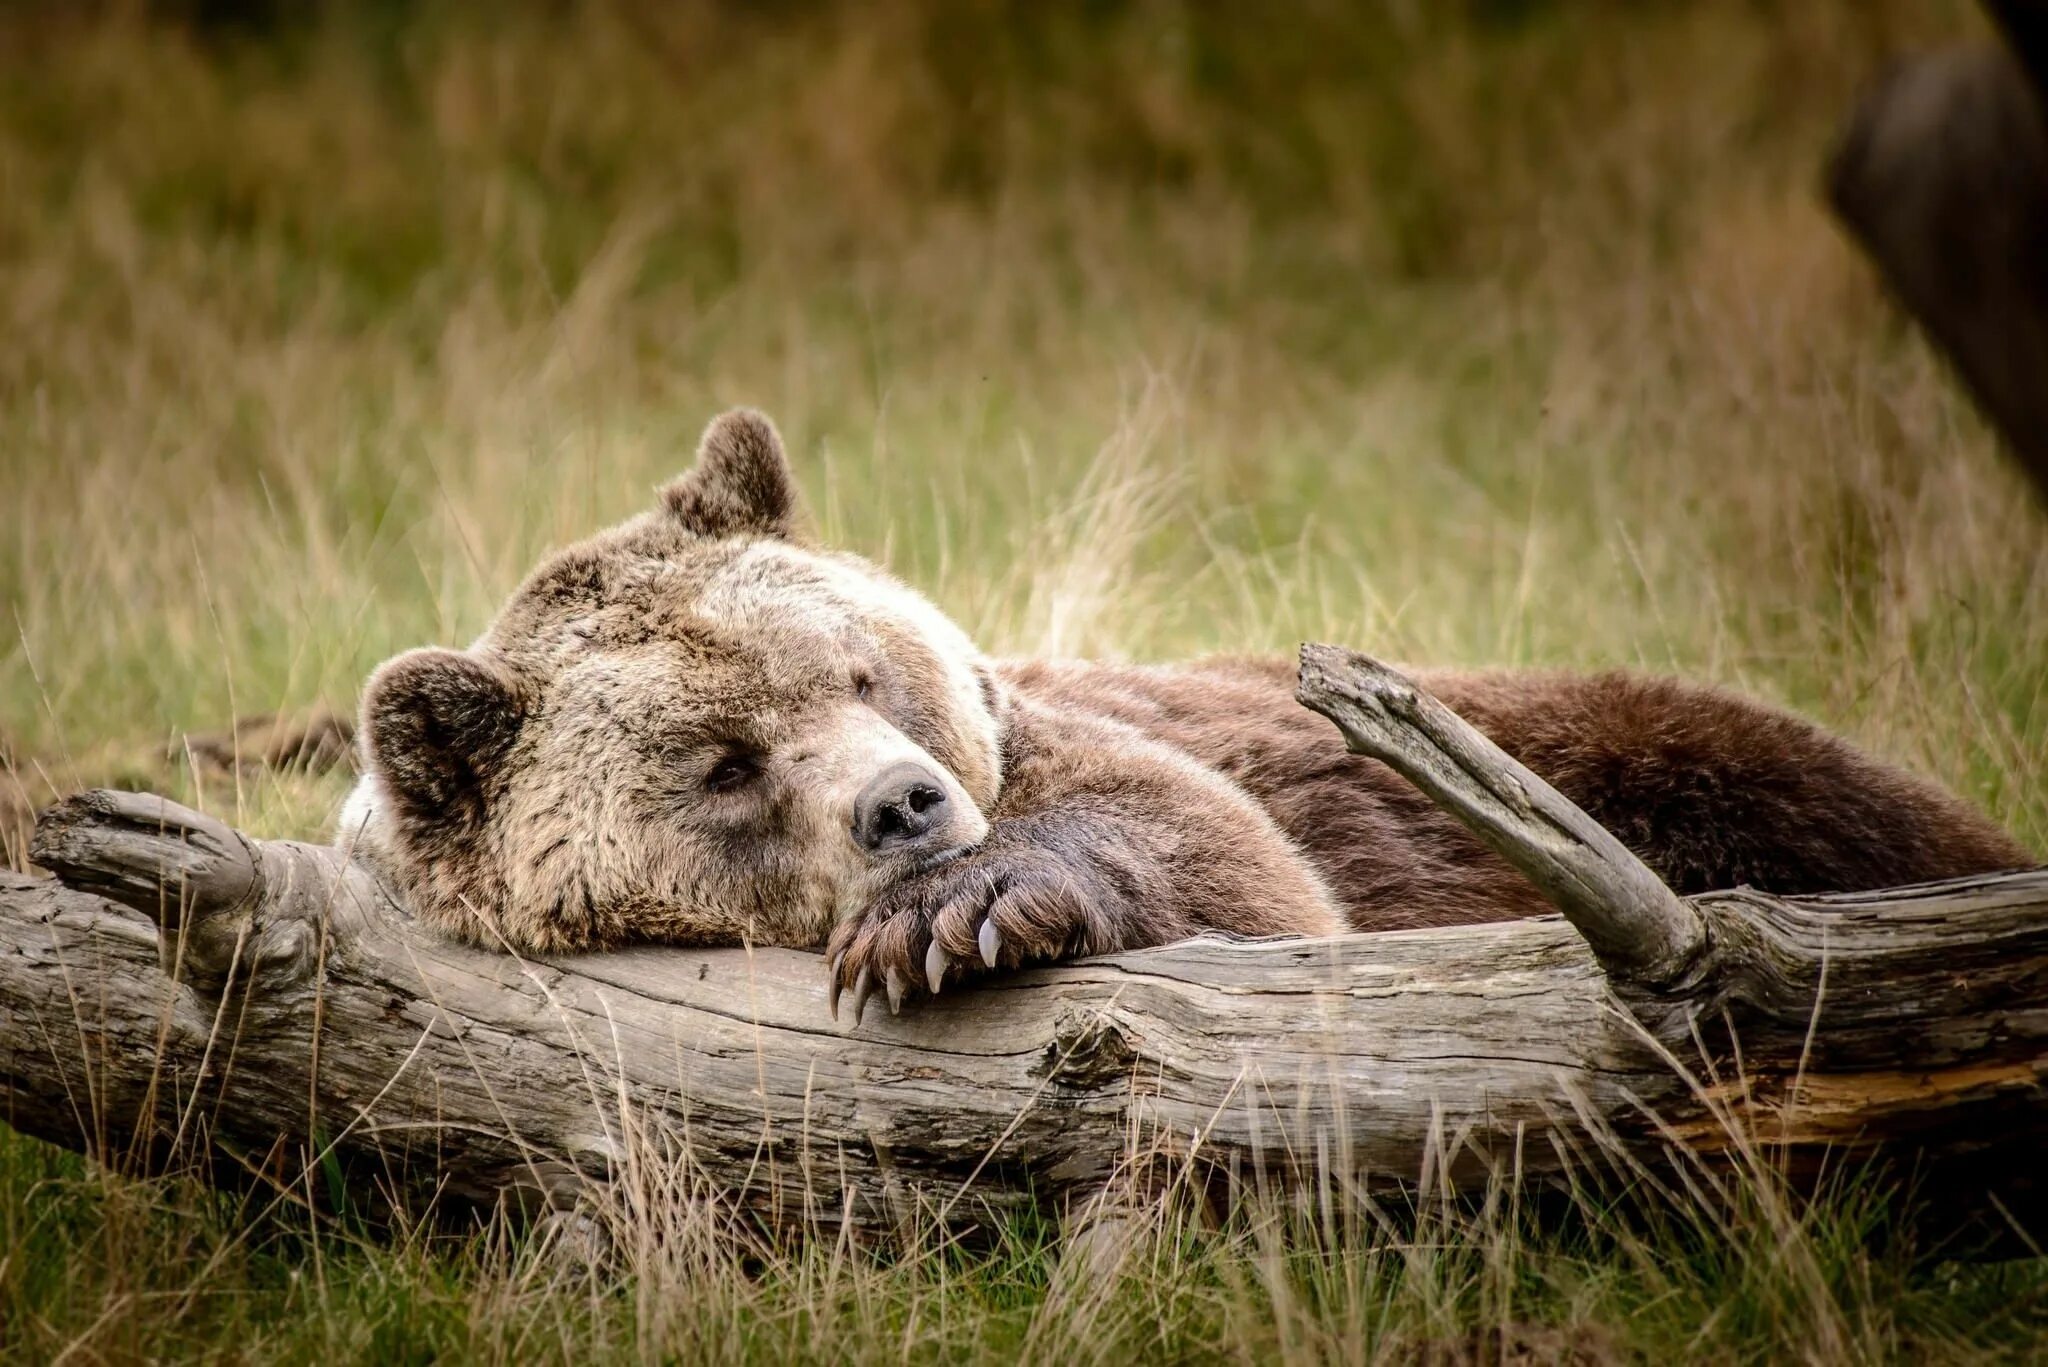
1000,657,2029,927
343,409,2033,1012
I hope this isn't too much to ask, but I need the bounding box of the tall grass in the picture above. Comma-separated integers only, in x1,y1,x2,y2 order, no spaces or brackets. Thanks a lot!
3,1,2045,1360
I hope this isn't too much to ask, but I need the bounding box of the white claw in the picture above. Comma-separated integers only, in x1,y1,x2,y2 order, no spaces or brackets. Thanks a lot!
850,966,873,1027
925,941,948,995
978,918,1001,969
885,967,904,1015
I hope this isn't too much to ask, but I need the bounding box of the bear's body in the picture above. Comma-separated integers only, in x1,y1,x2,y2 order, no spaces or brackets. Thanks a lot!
1000,656,2024,930
342,410,2029,1017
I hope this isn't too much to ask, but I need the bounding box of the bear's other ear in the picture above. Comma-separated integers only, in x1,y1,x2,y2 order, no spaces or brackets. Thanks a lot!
661,408,799,539
360,648,525,824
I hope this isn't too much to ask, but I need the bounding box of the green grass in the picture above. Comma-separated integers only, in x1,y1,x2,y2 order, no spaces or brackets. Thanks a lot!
10,1119,2048,1364
3,1,2047,1360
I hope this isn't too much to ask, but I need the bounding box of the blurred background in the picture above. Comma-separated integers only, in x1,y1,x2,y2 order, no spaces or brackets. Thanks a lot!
3,0,2042,860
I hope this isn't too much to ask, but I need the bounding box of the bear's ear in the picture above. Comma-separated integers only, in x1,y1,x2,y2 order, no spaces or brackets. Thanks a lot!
360,648,526,825
660,408,799,540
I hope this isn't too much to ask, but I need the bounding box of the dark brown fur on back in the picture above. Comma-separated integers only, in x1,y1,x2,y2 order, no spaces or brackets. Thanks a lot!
1002,657,2030,933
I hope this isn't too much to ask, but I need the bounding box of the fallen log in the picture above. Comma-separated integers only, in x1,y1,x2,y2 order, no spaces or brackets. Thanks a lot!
3,645,2045,1246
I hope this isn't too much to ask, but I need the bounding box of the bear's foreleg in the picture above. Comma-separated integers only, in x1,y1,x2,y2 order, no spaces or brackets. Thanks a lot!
825,702,1340,1020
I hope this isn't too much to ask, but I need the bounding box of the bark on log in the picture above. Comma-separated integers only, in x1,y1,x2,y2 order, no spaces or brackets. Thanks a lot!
3,647,2046,1246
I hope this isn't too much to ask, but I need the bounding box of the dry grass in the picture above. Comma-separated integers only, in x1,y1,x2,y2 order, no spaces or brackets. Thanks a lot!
3,0,2047,1360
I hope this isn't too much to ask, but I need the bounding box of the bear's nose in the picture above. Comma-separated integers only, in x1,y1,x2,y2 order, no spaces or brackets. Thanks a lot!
852,762,951,853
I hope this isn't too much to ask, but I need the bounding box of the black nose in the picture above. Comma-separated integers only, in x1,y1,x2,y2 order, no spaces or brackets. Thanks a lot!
852,762,950,852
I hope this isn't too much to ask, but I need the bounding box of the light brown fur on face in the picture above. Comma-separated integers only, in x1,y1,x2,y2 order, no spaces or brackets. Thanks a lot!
346,408,2033,1014
343,410,1000,953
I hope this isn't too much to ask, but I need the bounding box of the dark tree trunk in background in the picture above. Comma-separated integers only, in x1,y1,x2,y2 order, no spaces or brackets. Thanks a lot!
1828,4,2048,502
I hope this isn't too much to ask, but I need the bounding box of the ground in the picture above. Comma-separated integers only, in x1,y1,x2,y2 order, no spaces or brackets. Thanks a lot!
3,1,2047,1361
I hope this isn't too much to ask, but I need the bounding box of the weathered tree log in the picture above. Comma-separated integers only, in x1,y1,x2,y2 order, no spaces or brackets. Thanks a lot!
3,646,2046,1246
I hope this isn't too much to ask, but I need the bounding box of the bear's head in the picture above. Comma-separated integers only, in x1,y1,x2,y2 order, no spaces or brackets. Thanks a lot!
339,410,1002,952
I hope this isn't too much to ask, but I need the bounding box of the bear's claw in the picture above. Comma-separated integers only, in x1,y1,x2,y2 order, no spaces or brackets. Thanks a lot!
826,843,1112,1022
849,965,874,1026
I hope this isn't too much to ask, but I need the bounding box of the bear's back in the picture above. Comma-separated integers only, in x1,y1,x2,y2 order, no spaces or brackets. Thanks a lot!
996,656,2029,931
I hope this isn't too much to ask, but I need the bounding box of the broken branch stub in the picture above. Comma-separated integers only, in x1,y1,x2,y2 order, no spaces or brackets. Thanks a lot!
1294,642,1707,989
29,787,394,995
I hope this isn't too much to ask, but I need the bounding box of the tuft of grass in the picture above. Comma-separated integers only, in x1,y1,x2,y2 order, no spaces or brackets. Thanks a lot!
3,0,2046,1360
9,1093,2048,1364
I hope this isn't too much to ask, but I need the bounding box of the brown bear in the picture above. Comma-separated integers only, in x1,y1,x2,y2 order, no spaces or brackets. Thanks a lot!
341,409,2031,1021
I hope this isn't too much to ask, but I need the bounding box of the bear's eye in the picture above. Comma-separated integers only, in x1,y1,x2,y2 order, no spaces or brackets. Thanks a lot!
705,752,760,794
852,670,874,702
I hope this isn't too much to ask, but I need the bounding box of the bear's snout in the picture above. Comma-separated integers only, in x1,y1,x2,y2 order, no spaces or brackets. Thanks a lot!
852,761,952,854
